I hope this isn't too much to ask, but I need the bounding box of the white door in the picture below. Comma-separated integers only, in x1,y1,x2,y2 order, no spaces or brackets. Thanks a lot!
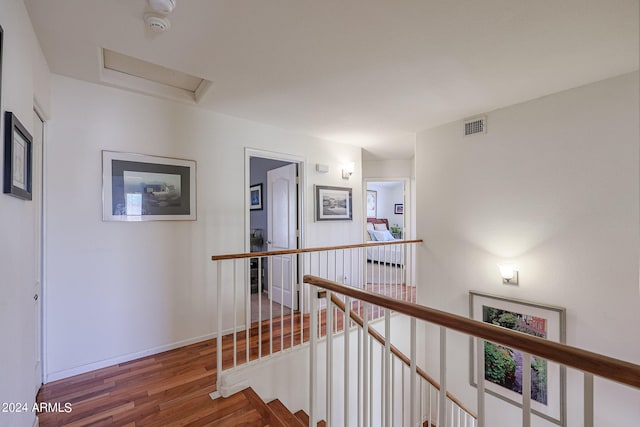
267,163,298,309
32,111,44,391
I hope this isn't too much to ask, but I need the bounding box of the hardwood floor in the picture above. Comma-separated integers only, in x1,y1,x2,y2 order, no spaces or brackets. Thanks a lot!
37,283,415,426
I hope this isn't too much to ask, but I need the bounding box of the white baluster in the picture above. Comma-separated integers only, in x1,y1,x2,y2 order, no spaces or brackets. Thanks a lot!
476,338,485,427
216,262,223,386
410,317,416,427
309,284,318,426
363,302,369,427
440,327,447,427
384,309,391,427
584,373,594,427
344,295,351,427
522,352,531,427
326,290,333,425
233,260,237,368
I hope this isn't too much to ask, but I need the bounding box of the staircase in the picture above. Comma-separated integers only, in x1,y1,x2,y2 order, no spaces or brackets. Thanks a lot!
218,387,324,426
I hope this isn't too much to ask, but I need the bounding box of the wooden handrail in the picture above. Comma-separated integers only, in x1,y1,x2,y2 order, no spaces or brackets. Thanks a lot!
305,275,640,389
211,239,423,261
327,293,478,419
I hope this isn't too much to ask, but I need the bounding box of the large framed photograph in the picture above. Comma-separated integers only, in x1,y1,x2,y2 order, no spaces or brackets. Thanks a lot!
250,183,263,210
315,185,352,221
469,291,566,425
366,190,377,218
3,112,33,200
102,151,196,221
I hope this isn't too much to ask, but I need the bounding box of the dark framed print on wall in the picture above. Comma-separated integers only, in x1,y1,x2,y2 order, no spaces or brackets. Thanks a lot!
315,185,353,221
3,112,33,200
250,183,263,210
102,150,197,221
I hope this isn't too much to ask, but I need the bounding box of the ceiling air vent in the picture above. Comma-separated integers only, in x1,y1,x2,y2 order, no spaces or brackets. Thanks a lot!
464,116,486,136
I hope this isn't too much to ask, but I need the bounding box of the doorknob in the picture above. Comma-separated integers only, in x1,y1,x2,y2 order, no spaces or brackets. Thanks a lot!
34,294,39,301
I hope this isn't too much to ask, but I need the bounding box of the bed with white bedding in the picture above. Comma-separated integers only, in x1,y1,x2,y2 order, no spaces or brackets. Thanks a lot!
366,218,405,266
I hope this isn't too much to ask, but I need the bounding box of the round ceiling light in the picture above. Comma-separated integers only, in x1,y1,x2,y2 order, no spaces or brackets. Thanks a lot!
148,0,176,15
144,12,171,32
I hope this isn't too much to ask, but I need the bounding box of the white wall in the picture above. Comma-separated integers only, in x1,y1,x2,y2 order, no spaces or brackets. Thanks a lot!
44,75,363,380
363,158,414,179
0,0,50,426
415,72,640,426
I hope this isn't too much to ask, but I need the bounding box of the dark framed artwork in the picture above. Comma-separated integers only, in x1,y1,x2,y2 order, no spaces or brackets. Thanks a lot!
102,151,196,221
315,185,352,221
3,112,33,200
469,291,566,425
394,203,404,215
250,183,263,210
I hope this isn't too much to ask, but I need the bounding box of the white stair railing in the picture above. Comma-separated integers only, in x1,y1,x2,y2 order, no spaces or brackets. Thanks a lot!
310,288,478,427
211,240,421,392
305,275,640,427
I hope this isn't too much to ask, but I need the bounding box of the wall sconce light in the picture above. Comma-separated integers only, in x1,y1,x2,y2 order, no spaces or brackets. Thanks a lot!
342,162,355,180
498,263,519,285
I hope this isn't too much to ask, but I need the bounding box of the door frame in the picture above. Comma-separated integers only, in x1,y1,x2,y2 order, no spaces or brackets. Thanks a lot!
245,148,305,253
363,177,412,240
33,106,47,386
245,148,306,302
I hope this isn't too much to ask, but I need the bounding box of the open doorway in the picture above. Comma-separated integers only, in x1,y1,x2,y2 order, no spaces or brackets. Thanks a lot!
248,152,303,322
365,180,406,239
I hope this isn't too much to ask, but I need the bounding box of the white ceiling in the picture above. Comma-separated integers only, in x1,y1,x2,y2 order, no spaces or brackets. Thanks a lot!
24,0,639,159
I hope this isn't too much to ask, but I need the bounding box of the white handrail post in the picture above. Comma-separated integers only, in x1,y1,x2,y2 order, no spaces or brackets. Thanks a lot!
344,295,351,427
522,352,531,427
309,284,318,426
439,327,447,427
410,317,416,427
233,260,237,368
476,338,485,427
584,373,594,427
384,309,391,427
363,302,369,427
326,290,333,425
216,262,223,389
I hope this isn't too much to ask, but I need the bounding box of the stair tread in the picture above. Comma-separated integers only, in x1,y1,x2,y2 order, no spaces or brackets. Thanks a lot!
238,387,287,427
268,399,305,426
293,409,326,427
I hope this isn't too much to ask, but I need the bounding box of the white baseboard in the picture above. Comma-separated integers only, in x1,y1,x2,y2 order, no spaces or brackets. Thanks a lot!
44,331,218,383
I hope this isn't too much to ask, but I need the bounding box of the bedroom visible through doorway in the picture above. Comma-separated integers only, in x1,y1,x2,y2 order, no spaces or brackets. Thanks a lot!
365,180,406,240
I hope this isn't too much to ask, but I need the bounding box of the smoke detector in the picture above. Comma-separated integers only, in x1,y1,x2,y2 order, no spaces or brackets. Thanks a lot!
148,0,176,14
144,12,171,32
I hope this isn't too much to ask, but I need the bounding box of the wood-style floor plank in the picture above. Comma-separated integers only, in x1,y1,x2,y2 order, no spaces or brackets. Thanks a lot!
37,283,414,426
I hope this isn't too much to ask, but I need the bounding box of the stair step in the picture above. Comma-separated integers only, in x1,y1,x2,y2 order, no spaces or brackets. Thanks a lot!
233,387,287,426
268,399,306,426
294,409,326,427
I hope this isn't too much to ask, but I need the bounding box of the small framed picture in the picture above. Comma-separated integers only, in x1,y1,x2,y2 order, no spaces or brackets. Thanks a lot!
316,185,352,221
3,112,33,200
250,183,263,210
102,151,196,221
366,190,377,218
394,203,404,214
